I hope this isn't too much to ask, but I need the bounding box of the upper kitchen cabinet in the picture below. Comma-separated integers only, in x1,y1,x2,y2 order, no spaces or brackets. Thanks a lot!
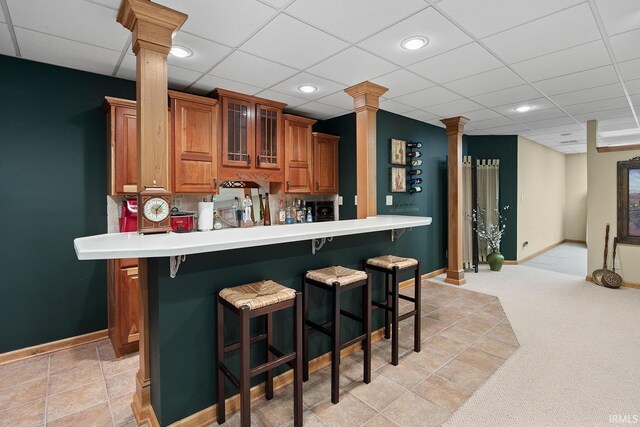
313,132,339,194
213,89,286,182
105,97,137,195
283,114,317,194
169,91,219,194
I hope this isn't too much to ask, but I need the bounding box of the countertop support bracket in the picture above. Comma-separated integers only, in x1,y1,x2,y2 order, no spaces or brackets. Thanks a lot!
170,255,186,278
391,228,412,242
312,237,334,255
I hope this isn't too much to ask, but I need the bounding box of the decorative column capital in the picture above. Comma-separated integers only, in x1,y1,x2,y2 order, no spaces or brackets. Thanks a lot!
440,116,470,136
118,0,187,55
345,81,388,112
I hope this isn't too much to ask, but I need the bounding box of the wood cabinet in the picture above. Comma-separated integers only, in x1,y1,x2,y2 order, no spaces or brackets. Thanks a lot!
214,89,286,182
105,97,138,195
107,258,140,357
283,114,317,194
313,132,340,194
169,91,219,194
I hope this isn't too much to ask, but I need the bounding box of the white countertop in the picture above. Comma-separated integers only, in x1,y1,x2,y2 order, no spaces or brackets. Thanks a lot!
74,215,432,260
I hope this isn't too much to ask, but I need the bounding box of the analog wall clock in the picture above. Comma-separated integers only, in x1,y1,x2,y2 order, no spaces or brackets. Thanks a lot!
138,187,172,234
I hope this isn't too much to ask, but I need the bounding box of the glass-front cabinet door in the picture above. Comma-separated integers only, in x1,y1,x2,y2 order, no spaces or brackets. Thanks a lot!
222,98,255,168
256,105,281,170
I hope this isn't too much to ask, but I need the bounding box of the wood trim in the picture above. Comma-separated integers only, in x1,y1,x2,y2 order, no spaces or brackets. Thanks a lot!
518,239,566,263
148,405,161,427
213,88,287,110
168,90,217,106
0,329,107,366
565,239,587,244
103,96,136,110
168,328,387,427
586,275,640,289
503,260,518,265
596,144,640,153
399,268,447,289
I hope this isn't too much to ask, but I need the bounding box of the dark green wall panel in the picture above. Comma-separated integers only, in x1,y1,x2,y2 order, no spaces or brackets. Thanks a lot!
0,55,135,352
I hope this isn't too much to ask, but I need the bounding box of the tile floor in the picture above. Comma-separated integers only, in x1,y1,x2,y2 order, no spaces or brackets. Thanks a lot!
0,280,519,427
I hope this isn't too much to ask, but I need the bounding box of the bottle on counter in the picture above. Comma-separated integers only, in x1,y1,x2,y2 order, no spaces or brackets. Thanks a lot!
300,199,306,223
306,207,313,223
213,212,223,230
285,202,294,224
264,193,271,226
258,194,265,222
278,200,286,225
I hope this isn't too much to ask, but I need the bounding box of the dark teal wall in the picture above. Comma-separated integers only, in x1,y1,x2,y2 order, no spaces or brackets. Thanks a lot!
0,55,135,352
465,135,519,260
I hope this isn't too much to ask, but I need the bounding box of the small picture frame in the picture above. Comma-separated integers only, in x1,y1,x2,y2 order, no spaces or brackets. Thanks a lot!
390,139,406,165
390,167,406,193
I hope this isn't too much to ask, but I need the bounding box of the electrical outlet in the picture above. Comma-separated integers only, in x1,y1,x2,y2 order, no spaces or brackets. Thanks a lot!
386,195,393,206
354,195,358,205
338,196,343,206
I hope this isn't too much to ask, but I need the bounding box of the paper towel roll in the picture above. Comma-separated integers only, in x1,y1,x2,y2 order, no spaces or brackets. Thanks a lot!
197,202,214,231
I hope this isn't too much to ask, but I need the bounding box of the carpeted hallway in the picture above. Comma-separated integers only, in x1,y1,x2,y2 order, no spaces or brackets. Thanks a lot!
435,265,640,427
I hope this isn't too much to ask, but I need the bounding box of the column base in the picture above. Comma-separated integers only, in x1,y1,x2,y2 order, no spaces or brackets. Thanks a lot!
445,269,466,286
131,370,151,426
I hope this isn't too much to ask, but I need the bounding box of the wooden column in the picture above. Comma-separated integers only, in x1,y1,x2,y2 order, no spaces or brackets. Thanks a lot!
441,116,469,286
345,81,388,219
117,1,186,424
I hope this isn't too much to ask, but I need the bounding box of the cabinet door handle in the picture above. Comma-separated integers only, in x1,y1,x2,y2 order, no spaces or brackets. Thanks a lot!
286,181,290,190
213,178,217,189
247,154,251,165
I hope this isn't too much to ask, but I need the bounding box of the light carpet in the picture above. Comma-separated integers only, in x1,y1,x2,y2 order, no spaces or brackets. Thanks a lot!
434,264,640,427
523,242,587,278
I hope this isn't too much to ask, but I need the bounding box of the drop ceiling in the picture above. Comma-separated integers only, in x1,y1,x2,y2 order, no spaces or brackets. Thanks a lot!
2,0,639,154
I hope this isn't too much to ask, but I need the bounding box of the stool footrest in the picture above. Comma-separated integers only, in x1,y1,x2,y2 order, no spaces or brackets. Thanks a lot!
306,319,332,336
398,310,417,322
269,345,296,370
398,294,416,303
340,309,363,323
224,333,268,353
251,353,296,378
219,363,240,389
340,334,367,351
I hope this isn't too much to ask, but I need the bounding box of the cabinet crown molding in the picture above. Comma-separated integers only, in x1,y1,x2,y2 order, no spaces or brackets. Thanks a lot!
212,88,287,110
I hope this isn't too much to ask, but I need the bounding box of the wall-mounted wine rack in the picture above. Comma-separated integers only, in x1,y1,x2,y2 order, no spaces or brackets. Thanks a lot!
406,142,423,194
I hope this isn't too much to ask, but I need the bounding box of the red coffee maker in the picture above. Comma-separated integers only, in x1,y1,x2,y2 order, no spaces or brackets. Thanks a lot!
120,198,138,232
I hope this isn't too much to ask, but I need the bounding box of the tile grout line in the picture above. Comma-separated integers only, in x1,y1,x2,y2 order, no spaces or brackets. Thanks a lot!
97,344,118,427
43,354,51,426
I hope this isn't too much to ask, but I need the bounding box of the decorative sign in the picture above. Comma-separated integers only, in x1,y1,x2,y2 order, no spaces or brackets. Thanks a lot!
390,139,406,165
390,167,406,192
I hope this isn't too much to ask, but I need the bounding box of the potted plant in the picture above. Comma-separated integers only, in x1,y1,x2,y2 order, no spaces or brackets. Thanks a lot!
473,206,509,271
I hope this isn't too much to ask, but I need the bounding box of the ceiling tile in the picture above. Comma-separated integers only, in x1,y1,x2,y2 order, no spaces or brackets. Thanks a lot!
482,123,531,134
17,27,120,76
471,116,517,130
115,54,136,80
626,79,640,95
519,116,576,129
609,28,640,62
190,74,263,96
210,51,297,88
594,0,640,36
253,90,309,108
379,99,415,115
512,40,611,82
240,14,348,69
564,97,631,115
460,109,503,122
315,91,355,110
573,107,633,122
482,3,601,64
0,24,14,56
370,69,435,98
155,0,276,47
443,67,524,97
597,116,638,132
286,102,347,120
533,65,619,95
84,0,120,10
530,123,583,135
492,98,557,116
269,72,347,101
619,58,640,81
424,99,484,117
393,85,461,109
425,119,447,128
7,0,128,51
436,0,583,39
550,83,625,106
357,7,472,66
464,128,490,135
167,66,202,91
470,84,542,107
408,43,502,83
0,4,5,22
170,32,232,73
259,0,290,8
401,110,442,123
285,0,427,43
511,108,568,124
306,47,397,86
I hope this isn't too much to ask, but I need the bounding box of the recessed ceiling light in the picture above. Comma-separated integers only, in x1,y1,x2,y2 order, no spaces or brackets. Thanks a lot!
298,85,317,93
170,46,193,58
401,36,429,50
514,105,533,113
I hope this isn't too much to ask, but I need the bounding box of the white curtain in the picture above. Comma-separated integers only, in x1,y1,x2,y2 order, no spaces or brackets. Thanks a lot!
462,156,474,269
476,159,500,261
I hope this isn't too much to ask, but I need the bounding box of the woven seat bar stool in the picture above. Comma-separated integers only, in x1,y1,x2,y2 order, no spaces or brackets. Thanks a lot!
217,280,303,427
365,255,421,366
303,266,371,404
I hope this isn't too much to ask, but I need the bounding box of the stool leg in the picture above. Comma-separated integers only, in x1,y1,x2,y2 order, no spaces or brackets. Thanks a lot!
384,272,391,339
302,277,309,382
293,292,303,427
414,263,421,353
391,267,400,366
331,283,341,404
266,312,274,400
363,275,372,384
216,296,226,424
239,307,251,427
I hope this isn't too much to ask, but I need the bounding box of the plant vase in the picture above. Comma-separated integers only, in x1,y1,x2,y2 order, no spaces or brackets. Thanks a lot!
487,251,504,272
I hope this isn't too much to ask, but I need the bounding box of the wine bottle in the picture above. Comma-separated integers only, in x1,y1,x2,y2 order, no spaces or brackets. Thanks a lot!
408,159,422,167
263,193,271,226
258,194,265,221
408,186,423,194
300,199,306,223
407,151,422,158
407,142,423,148
407,178,423,185
295,199,302,223
285,201,294,224
306,208,313,223
408,169,423,176
278,200,286,225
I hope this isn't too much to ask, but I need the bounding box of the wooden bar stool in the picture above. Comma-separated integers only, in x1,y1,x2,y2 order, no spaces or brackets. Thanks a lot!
217,280,303,427
303,266,371,404
365,256,421,366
